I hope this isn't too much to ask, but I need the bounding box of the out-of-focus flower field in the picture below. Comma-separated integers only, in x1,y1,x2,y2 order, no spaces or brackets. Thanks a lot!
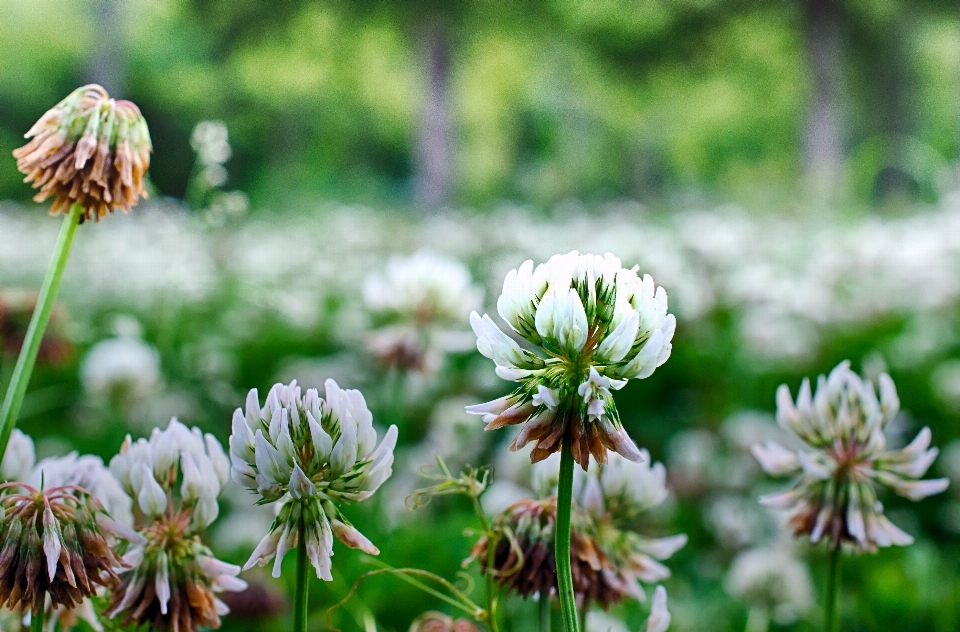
3,192,960,631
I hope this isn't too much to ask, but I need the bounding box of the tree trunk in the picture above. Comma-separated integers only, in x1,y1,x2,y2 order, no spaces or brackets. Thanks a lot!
802,0,844,198
413,22,454,209
88,0,126,96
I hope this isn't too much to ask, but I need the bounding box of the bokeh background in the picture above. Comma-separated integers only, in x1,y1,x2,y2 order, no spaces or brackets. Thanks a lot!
2,0,960,630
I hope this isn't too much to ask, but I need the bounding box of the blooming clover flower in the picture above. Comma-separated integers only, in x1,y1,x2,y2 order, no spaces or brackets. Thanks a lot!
363,250,482,373
467,251,675,469
13,84,151,221
229,380,397,580
108,419,245,632
753,361,949,550
0,481,136,616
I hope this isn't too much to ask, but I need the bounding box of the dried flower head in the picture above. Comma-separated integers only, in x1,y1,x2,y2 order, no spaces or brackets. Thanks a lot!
753,361,949,551
107,419,245,632
230,380,397,580
0,482,136,615
13,84,151,222
408,611,481,632
467,251,675,469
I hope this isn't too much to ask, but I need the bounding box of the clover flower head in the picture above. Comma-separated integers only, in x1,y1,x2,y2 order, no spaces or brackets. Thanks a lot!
753,361,949,551
0,429,36,483
363,251,482,372
467,251,675,469
13,84,151,221
107,419,243,632
530,451,686,602
229,379,397,580
31,452,134,531
725,546,814,625
0,482,136,615
80,335,162,405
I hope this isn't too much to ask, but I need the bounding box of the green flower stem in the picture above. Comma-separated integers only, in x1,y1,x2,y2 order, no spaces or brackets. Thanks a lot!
471,497,501,632
294,513,310,632
0,203,82,458
823,544,842,632
555,439,580,632
540,593,552,632
30,606,44,632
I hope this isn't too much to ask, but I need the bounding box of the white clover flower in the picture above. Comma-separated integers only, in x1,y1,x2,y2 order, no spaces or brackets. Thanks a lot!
107,419,243,632
0,429,36,482
229,380,397,580
80,335,161,403
753,361,949,551
725,546,815,624
467,251,675,469
30,452,133,527
363,251,482,373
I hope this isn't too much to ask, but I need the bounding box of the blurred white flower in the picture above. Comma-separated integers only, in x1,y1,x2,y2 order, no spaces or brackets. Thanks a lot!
585,610,629,632
468,251,675,468
725,546,815,624
0,429,35,482
363,251,482,373
191,121,231,166
230,380,397,580
754,361,949,551
80,335,161,403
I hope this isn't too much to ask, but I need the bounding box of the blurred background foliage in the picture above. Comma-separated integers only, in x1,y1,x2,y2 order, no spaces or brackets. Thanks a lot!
2,0,960,208
3,1,960,631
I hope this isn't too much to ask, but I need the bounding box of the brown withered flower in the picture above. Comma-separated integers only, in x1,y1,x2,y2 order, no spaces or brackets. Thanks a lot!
467,497,639,609
0,482,138,615
409,611,481,632
13,84,152,222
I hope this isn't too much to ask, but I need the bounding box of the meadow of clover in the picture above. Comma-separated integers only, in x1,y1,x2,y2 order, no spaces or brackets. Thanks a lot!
2,2,960,632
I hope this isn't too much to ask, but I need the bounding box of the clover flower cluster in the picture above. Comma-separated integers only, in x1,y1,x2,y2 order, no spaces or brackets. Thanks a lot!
574,453,687,600
467,251,675,469
474,450,684,612
108,419,245,632
0,482,135,616
363,251,482,373
725,545,815,625
753,361,949,551
13,84,151,221
230,380,397,580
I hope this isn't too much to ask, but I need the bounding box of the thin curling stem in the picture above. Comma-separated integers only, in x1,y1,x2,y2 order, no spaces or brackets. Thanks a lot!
294,513,310,632
540,592,552,632
555,439,580,632
823,544,842,632
0,203,82,457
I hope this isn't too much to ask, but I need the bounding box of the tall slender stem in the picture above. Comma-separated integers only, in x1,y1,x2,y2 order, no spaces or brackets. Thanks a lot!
823,544,842,632
294,513,310,632
555,440,580,632
540,592,552,632
30,605,44,632
0,203,82,458
472,497,501,632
